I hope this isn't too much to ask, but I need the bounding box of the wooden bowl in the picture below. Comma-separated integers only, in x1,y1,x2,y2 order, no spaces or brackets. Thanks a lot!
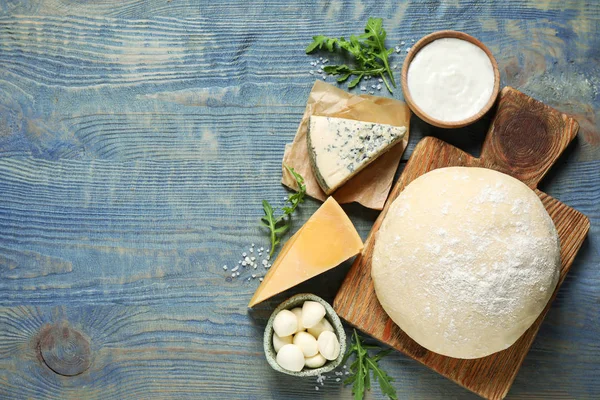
400,31,500,129
263,293,346,377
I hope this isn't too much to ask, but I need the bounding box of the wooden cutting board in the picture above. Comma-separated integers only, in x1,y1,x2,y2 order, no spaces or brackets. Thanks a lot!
333,87,590,400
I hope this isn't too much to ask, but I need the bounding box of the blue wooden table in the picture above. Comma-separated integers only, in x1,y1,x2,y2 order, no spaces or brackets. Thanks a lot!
0,1,598,398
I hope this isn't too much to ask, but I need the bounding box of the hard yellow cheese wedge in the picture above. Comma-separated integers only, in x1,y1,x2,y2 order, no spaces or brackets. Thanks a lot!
248,197,363,307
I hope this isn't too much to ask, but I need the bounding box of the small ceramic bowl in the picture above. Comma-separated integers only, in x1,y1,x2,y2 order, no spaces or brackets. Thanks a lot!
264,293,346,377
401,30,500,129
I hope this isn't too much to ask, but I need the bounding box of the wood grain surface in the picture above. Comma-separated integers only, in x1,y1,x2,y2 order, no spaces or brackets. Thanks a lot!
334,87,590,400
1,1,599,399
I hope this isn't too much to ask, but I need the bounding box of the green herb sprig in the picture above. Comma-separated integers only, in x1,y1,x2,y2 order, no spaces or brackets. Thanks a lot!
261,166,306,257
306,17,396,93
343,329,397,400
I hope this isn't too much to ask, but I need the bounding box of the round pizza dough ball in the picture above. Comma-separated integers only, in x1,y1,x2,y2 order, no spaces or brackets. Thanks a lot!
372,167,560,359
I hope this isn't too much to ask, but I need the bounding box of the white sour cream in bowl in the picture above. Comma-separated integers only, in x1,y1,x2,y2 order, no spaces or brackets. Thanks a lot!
403,32,499,128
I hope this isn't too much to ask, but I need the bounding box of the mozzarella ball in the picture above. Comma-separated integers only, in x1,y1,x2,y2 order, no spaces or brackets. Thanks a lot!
302,301,326,329
292,331,319,357
304,353,327,369
273,333,292,353
290,307,305,333
276,344,305,372
273,309,298,337
307,317,334,338
317,331,340,360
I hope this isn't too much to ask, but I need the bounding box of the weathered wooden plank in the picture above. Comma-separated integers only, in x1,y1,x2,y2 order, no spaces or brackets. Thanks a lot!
0,0,599,399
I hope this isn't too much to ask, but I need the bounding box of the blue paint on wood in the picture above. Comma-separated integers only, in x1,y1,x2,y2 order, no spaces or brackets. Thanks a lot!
0,1,599,398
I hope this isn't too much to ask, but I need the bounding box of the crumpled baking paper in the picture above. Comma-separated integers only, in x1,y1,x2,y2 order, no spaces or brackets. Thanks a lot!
281,80,411,210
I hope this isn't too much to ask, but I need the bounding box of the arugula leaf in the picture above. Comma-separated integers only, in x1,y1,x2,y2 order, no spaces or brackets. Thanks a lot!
260,166,306,257
305,18,396,93
344,329,397,400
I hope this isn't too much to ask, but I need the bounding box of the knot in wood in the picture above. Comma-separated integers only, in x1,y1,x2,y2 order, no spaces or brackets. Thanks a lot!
38,322,91,376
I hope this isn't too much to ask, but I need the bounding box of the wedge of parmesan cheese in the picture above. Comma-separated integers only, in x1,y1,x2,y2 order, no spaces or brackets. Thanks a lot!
248,197,363,307
307,116,406,195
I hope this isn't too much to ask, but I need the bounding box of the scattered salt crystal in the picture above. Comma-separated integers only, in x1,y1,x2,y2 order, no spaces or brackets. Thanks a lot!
245,257,251,263
317,68,323,73
406,47,411,52
223,265,228,270
260,247,264,251
242,261,247,266
393,64,398,69
343,365,347,369
371,85,376,89
242,252,247,257
378,78,383,83
259,277,263,282
315,386,319,391
236,271,240,276
250,248,254,253
252,274,256,278
395,46,401,53
369,91,374,95
262,260,268,265
360,85,367,91
336,378,340,382
400,41,405,45
377,84,382,90
231,272,236,277
322,59,329,63
232,266,239,272
322,75,327,80
251,256,256,261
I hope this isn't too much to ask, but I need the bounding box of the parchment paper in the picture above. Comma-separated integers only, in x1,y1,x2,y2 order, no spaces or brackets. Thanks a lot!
282,80,411,210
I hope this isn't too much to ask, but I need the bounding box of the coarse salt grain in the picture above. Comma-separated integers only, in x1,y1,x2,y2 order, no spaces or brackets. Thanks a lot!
231,272,235,277
223,265,227,270
232,266,239,272
259,277,263,282
360,85,367,91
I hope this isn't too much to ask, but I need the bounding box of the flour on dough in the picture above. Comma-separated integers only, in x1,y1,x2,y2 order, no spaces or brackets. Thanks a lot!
371,167,560,359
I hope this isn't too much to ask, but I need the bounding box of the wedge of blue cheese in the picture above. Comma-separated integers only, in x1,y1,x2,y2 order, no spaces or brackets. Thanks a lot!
307,116,407,195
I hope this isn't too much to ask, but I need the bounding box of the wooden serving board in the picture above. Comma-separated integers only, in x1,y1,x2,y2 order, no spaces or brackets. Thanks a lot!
333,87,590,400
